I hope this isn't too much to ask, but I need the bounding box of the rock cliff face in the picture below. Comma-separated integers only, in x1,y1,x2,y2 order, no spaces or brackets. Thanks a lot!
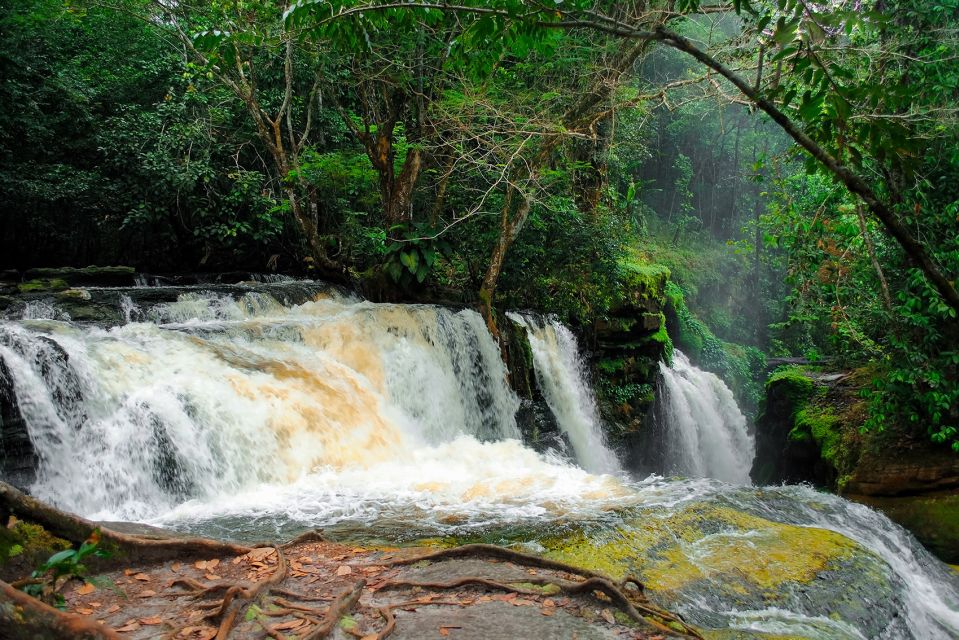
0,358,35,490
752,366,959,562
590,264,672,439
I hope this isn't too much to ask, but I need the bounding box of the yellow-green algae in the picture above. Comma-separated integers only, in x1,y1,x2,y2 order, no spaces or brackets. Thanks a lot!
541,504,858,595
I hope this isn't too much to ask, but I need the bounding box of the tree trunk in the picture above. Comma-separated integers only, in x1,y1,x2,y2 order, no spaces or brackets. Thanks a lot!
0,579,120,640
479,191,531,339
652,26,959,316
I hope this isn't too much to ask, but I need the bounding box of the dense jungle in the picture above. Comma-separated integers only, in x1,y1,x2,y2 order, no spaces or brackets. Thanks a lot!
0,1,958,639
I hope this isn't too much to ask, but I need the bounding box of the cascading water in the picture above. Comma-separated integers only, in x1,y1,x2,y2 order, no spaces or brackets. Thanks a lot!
507,313,620,475
650,349,754,484
1,281,957,639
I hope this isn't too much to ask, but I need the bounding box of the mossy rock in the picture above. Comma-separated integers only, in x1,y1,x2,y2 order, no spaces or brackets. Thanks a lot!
18,278,69,293
22,266,136,287
0,520,71,582
539,501,901,635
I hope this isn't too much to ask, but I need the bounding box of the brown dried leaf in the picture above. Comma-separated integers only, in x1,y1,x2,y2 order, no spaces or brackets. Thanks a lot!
206,559,219,569
246,547,275,562
75,608,94,615
204,574,221,581
105,604,121,614
272,619,306,631
171,562,182,572
123,569,135,577
116,621,141,632
140,616,163,625
439,629,449,637
76,582,96,595
601,609,615,625
138,590,157,598
133,573,151,582
542,599,555,608
335,565,352,576
511,598,535,607
89,602,101,608
541,608,556,617
194,560,208,570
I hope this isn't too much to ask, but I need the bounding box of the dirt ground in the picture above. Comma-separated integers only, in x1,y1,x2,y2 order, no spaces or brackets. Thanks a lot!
55,537,693,640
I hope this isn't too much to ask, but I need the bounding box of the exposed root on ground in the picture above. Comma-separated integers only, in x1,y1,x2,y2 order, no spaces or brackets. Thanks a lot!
377,543,703,639
2,489,705,639
0,481,251,565
0,578,121,640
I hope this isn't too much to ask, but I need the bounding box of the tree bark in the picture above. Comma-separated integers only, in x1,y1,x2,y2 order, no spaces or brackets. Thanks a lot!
0,482,251,566
0,579,120,640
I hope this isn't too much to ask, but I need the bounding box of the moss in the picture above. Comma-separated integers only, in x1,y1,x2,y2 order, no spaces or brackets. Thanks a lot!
648,315,674,363
541,504,858,596
0,521,71,578
766,367,815,405
18,278,68,293
620,262,671,304
791,406,842,467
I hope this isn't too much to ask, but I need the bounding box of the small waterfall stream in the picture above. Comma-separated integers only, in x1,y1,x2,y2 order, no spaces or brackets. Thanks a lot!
651,349,754,484
1,282,957,639
508,314,620,475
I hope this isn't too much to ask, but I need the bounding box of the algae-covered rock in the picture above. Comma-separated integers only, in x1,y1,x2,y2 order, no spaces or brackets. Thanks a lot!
22,266,136,287
539,501,902,637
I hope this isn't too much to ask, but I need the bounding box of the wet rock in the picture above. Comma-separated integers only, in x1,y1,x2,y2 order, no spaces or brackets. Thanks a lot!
540,502,907,638
22,265,136,287
0,357,36,489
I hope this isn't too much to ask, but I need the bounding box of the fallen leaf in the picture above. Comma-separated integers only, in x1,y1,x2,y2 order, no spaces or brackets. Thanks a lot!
204,574,221,581
543,599,555,608
246,547,275,562
140,616,163,625
511,598,535,607
75,608,94,615
601,609,615,625
123,569,135,576
194,560,208,570
171,562,182,572
206,559,220,569
89,602,102,608
541,608,556,616
361,636,378,640
116,621,141,632
133,573,151,582
439,629,449,637
272,619,307,631
77,582,96,595
138,589,157,598
335,565,352,576
105,604,121,614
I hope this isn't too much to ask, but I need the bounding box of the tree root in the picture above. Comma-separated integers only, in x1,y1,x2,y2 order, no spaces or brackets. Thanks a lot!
0,578,121,640
0,481,251,566
376,544,703,639
378,542,645,593
297,579,365,640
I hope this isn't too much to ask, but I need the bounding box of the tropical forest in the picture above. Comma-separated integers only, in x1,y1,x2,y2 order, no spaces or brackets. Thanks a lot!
0,0,958,638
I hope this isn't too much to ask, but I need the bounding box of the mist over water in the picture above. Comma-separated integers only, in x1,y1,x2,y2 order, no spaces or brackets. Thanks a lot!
1,282,957,639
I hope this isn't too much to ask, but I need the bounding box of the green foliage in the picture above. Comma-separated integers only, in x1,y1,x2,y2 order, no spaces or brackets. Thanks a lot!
22,530,109,609
383,223,454,286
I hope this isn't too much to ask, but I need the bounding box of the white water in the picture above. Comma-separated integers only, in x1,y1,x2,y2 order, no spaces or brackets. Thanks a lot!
507,313,620,474
655,350,754,484
2,285,958,639
0,291,628,524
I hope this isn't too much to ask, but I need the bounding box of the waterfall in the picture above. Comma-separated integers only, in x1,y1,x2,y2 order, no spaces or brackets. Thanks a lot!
508,314,620,475
2,282,958,640
0,289,628,523
653,349,754,484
